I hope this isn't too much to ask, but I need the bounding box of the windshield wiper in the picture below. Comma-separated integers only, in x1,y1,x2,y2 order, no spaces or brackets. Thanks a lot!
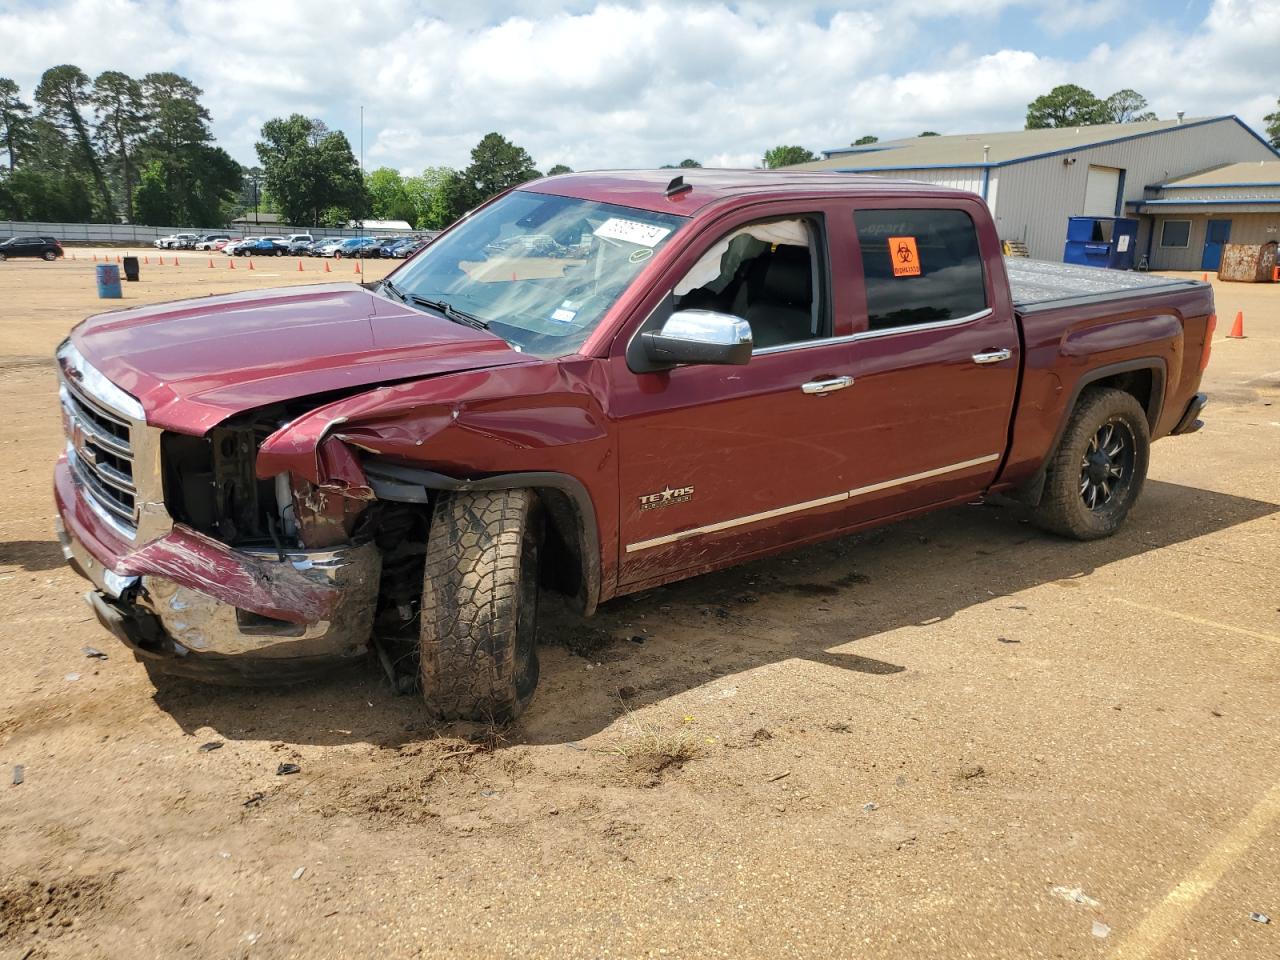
406,294,489,330
381,278,405,302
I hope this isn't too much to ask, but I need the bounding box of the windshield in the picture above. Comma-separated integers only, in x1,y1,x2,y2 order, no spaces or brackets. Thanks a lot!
389,190,686,357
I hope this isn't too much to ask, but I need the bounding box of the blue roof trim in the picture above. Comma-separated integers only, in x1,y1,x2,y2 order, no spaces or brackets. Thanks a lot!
1156,181,1280,190
820,116,1279,172
1128,198,1280,209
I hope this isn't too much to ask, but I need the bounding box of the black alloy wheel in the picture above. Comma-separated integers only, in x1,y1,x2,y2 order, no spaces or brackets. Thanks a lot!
1079,418,1136,511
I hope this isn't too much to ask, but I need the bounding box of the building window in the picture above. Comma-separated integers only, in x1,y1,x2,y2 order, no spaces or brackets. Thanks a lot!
1160,220,1191,248
854,208,987,331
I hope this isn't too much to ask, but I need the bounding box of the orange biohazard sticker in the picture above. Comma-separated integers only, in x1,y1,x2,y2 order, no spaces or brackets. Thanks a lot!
888,236,922,277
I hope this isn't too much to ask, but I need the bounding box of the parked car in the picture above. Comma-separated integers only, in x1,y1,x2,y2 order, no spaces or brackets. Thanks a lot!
194,235,232,251
285,233,313,247
312,238,347,257
393,237,431,258
236,238,289,257
154,233,199,249
363,237,400,258
333,236,377,259
54,170,1215,723
288,236,317,255
212,238,238,251
0,236,63,261
392,237,432,258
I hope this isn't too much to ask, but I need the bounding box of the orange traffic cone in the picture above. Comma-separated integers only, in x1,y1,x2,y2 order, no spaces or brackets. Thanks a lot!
324,260,330,273
208,258,214,268
1202,272,1209,282
93,254,98,262
115,254,120,264
297,259,304,272
248,259,255,270
354,261,361,275
159,255,165,265
228,258,235,270
1227,311,1245,339
173,257,180,267
144,254,149,264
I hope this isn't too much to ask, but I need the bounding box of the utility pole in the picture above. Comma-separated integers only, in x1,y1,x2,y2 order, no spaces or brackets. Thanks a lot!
359,105,364,239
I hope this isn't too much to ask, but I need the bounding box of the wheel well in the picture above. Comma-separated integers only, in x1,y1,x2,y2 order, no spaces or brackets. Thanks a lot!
1017,362,1163,508
533,486,588,607
1083,368,1159,429
360,461,601,616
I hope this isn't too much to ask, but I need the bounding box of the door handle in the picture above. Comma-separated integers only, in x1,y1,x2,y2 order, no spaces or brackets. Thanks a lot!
972,349,1012,365
801,376,855,395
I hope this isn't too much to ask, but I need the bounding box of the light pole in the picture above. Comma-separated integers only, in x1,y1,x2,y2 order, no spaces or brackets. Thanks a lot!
359,104,364,240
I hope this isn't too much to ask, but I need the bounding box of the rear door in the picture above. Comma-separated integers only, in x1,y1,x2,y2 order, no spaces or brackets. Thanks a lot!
831,203,1020,521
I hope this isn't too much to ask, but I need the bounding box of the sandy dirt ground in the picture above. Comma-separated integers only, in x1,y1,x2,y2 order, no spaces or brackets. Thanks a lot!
0,252,1278,959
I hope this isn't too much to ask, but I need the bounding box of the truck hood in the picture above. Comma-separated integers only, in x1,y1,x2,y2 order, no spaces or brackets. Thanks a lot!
70,282,535,434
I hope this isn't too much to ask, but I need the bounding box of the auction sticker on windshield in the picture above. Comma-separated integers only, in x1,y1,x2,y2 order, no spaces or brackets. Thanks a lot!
593,217,671,248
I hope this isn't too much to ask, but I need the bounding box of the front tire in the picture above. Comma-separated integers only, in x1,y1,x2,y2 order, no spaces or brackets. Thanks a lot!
419,489,542,722
1032,387,1150,540
42,250,57,261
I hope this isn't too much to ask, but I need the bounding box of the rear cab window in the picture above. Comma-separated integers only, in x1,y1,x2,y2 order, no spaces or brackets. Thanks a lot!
853,208,987,332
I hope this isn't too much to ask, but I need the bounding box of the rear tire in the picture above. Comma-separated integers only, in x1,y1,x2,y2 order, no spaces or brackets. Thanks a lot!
1032,387,1150,540
419,489,542,722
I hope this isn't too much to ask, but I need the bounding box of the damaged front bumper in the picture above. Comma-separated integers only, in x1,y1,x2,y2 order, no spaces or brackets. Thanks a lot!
55,456,381,682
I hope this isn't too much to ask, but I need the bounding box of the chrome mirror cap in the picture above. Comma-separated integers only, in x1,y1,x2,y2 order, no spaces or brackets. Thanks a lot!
640,310,753,369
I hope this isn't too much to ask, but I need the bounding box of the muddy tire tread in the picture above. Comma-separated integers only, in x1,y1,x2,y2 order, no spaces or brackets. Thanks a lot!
419,489,538,721
1032,387,1150,541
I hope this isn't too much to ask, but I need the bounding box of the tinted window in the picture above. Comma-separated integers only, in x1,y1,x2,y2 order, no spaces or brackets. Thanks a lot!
854,209,986,331
1160,220,1190,247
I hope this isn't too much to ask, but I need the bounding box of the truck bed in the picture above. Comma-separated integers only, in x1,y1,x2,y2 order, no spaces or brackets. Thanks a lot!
1006,258,1206,313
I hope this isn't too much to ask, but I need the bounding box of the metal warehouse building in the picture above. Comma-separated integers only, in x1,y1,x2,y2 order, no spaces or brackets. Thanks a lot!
1130,161,1280,271
794,116,1279,270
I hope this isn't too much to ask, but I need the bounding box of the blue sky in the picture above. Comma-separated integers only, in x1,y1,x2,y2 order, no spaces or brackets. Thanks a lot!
1,0,1275,172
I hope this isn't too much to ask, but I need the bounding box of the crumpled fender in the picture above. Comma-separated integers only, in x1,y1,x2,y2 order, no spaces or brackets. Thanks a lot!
255,360,610,489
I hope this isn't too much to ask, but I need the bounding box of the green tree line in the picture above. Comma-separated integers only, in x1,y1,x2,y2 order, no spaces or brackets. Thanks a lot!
0,66,241,225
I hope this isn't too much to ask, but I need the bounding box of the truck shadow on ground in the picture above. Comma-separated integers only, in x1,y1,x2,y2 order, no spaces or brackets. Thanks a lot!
150,479,1277,749
0,539,67,572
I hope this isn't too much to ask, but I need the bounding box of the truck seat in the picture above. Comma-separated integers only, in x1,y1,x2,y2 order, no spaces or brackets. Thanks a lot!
739,245,814,349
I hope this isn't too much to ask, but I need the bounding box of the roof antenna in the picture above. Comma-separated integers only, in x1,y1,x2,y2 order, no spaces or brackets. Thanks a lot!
665,175,693,198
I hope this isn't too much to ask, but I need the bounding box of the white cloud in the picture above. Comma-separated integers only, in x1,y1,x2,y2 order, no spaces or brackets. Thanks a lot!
1036,1,1121,36
0,0,1274,175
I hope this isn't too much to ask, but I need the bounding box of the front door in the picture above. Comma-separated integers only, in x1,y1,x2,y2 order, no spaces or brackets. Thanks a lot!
611,208,863,587
1202,219,1232,272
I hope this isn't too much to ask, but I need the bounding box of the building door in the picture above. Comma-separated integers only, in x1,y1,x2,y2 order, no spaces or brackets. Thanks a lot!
1083,165,1123,217
1201,220,1232,272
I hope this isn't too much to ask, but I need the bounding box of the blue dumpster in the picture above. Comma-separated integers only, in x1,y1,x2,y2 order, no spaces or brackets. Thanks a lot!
95,263,122,299
1063,217,1139,270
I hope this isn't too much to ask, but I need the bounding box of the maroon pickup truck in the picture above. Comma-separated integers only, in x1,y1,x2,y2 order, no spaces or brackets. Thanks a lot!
54,170,1214,720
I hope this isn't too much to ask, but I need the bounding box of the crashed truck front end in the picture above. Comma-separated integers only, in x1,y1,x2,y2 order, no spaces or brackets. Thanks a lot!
54,340,384,680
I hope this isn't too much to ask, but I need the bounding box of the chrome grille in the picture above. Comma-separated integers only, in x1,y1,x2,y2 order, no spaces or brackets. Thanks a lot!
59,358,138,536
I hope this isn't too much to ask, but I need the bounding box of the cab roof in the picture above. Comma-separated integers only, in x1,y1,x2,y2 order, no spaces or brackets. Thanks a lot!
519,168,972,217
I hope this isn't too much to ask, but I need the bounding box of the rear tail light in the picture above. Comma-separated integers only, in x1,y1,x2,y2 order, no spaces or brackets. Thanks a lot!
1200,313,1216,372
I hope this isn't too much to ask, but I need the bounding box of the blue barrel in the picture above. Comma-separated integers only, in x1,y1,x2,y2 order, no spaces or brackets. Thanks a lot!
95,263,122,299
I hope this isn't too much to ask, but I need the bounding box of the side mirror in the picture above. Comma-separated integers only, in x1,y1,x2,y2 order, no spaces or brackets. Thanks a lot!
641,310,753,368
